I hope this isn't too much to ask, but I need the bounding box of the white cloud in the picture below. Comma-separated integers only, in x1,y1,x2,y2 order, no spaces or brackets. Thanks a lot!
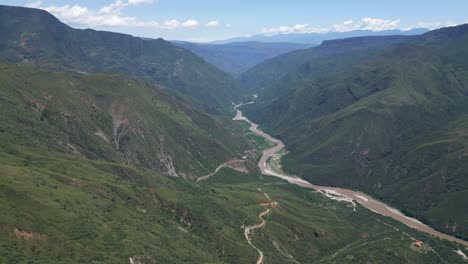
163,19,199,29
45,5,90,22
25,0,42,8
261,24,328,35
263,17,403,35
332,20,361,32
97,0,156,15
30,1,209,30
360,18,400,31
44,4,152,27
333,18,401,32
98,0,126,15
128,0,157,5
163,19,181,29
225,23,232,28
416,21,459,29
40,1,160,27
182,19,199,28
205,20,220,27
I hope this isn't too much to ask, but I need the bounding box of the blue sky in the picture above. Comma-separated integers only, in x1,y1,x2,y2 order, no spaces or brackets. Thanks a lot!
3,0,468,42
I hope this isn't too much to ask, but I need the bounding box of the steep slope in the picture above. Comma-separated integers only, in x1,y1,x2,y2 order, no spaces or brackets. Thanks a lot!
173,41,312,76
0,144,465,263
244,24,468,239
0,5,238,112
238,35,411,94
0,62,464,264
0,63,248,178
1,65,463,263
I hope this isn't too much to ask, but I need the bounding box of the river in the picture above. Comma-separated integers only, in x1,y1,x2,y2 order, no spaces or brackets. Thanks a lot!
233,104,468,247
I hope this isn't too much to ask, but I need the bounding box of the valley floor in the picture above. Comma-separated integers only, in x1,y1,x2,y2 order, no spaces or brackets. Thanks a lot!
1,105,467,263
224,104,468,263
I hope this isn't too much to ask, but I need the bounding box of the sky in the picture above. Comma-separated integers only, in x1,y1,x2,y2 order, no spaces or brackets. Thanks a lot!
3,0,468,42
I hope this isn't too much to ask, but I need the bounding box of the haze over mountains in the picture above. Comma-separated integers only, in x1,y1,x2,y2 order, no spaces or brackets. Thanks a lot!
173,29,427,76
212,28,429,44
1,3,468,264
172,41,313,76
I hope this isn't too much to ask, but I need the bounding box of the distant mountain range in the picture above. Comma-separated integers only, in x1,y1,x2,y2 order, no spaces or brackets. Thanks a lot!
173,41,313,76
172,28,428,76
174,29,428,76
213,28,429,44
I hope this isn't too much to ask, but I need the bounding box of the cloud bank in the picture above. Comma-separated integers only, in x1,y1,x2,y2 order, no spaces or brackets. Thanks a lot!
262,18,404,35
27,0,221,30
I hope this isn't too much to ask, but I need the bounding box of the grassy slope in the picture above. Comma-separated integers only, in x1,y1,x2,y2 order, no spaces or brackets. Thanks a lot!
0,66,464,262
0,5,239,112
1,143,465,263
0,63,248,178
244,25,468,239
0,63,465,262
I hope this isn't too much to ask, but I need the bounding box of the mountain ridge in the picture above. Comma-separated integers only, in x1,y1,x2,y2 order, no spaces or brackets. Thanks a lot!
212,28,428,44
243,23,468,239
0,62,249,178
238,35,412,94
0,5,239,113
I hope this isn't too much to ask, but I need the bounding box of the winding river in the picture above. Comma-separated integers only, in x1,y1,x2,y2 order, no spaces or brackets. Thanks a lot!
233,103,468,247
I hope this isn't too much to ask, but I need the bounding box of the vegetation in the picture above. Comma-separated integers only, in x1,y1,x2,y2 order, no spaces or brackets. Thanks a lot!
0,63,249,178
0,143,466,263
0,60,464,262
0,5,240,112
1,4,467,263
243,24,468,239
239,35,411,94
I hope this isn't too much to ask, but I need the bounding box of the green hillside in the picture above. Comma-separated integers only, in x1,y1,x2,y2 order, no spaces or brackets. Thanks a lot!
0,63,248,178
0,143,465,263
0,5,239,112
1,4,467,263
0,62,464,263
238,35,411,94
0,64,465,263
244,24,468,239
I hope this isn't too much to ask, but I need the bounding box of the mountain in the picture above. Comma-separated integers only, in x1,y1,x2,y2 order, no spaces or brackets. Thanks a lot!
239,35,412,93
0,5,466,262
172,41,313,76
0,63,248,178
0,5,239,112
2,143,464,263
213,28,428,44
243,24,468,239
1,65,463,264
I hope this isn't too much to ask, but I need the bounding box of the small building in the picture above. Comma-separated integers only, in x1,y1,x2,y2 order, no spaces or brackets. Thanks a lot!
415,241,423,247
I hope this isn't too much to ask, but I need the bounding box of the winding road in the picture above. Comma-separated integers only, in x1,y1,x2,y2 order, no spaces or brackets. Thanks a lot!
196,159,245,183
233,103,468,248
243,191,278,264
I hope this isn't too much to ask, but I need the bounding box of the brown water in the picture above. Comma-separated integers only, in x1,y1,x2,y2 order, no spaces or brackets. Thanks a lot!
233,105,468,247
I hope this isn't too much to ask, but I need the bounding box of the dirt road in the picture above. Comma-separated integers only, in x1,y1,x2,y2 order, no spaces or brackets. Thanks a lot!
243,190,278,264
233,103,468,247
